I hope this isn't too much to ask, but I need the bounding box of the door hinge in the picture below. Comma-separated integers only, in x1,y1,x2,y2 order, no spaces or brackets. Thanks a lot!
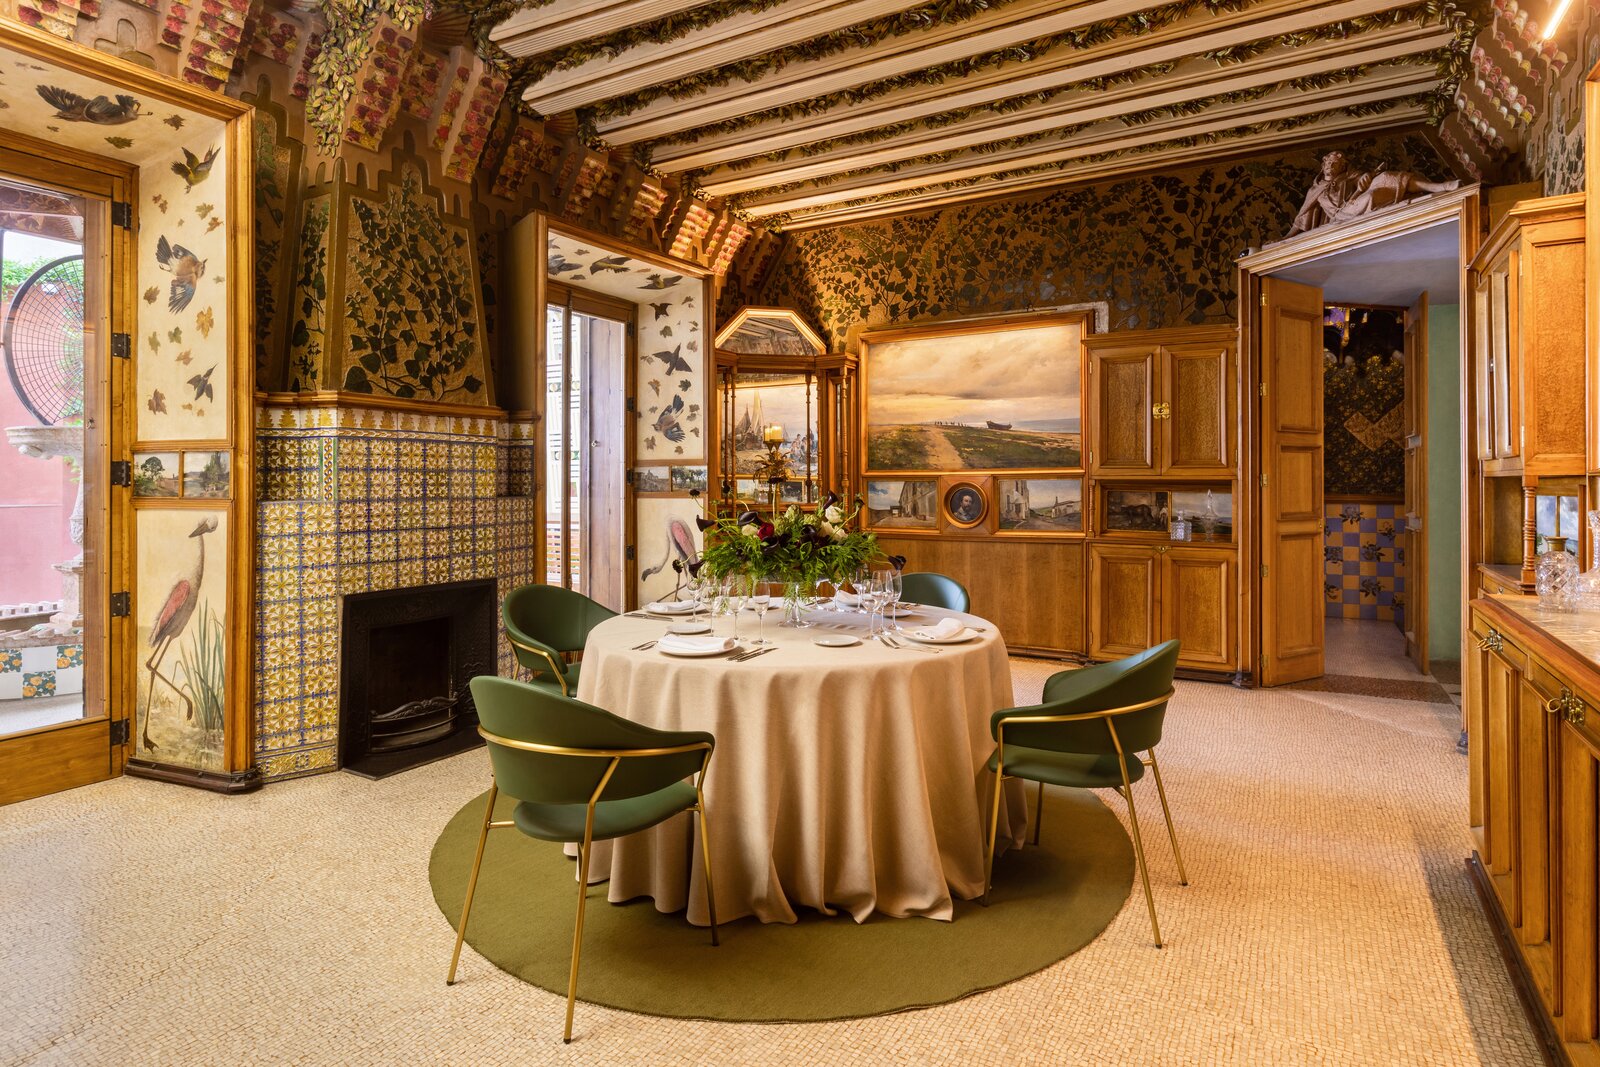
625,469,634,487
109,719,130,746
110,591,130,617
1259,382,1267,397
1260,564,1268,578
111,332,131,359
1089,449,1094,464
1260,291,1267,307
1260,653,1268,670
625,545,635,562
1260,473,1268,487
626,397,636,414
110,460,131,487
111,201,132,229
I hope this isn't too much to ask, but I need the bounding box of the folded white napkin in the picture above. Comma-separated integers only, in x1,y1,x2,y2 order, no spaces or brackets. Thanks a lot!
834,591,862,607
646,600,698,613
657,634,736,654
910,617,967,641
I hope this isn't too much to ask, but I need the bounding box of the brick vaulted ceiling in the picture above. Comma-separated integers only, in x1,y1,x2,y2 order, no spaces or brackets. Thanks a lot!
474,0,1481,230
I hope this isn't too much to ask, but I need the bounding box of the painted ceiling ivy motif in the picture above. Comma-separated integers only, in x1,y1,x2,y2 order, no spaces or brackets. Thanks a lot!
305,0,426,154
342,170,485,401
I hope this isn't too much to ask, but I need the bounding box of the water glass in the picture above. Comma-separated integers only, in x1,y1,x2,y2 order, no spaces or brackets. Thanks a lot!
726,575,749,643
877,569,902,630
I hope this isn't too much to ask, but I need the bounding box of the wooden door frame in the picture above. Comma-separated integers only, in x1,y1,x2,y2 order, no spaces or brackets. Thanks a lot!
1238,185,1481,685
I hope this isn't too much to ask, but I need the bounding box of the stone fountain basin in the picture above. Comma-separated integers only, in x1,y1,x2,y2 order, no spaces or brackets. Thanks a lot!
6,424,83,462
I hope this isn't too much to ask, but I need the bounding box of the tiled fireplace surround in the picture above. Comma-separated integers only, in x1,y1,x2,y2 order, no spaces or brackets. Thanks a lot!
254,404,538,782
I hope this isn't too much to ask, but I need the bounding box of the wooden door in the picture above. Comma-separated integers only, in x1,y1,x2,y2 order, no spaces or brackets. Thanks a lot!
577,310,630,612
1089,344,1157,475
0,147,127,805
1161,547,1235,669
1257,277,1324,685
1162,341,1232,476
1088,543,1158,661
1402,294,1427,671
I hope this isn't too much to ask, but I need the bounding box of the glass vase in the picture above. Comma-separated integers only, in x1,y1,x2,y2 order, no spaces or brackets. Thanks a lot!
1536,535,1579,613
781,581,812,628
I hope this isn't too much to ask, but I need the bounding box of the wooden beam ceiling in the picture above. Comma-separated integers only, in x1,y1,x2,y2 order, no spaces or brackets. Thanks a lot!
482,0,1476,227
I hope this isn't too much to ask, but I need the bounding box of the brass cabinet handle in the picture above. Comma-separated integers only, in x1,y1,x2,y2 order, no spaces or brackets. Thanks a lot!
1476,628,1503,653
1548,687,1587,727
1151,402,1171,420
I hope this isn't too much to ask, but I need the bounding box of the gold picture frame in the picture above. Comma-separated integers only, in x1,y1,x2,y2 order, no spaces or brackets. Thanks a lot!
942,480,989,530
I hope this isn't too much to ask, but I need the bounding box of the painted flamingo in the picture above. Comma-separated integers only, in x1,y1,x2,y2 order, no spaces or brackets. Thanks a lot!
641,518,698,596
142,516,216,750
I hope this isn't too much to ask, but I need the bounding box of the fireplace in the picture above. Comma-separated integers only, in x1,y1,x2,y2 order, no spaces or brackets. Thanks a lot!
339,579,496,778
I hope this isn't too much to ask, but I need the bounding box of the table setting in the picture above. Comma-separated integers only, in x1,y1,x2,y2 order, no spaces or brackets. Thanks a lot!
571,491,1030,925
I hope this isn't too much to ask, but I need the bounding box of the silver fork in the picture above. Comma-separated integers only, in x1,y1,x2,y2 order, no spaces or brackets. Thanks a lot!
632,640,658,651
882,633,938,654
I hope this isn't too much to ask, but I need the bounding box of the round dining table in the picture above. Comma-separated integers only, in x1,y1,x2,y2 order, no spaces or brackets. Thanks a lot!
573,602,1030,925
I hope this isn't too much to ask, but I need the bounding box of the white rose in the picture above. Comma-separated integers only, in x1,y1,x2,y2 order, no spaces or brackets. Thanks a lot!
818,520,835,539
831,527,847,543
739,523,759,537
785,505,800,520
824,505,843,524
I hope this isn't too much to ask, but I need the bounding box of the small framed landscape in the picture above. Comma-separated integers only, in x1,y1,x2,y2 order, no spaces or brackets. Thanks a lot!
996,477,1083,534
182,450,230,499
866,478,938,531
671,466,708,493
133,452,180,498
862,313,1085,474
634,466,672,494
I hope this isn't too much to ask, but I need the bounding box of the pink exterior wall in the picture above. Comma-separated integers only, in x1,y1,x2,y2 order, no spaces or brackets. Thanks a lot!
0,343,78,606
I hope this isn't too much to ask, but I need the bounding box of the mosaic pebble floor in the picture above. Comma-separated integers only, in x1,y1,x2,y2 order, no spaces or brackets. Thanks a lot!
0,643,1540,1065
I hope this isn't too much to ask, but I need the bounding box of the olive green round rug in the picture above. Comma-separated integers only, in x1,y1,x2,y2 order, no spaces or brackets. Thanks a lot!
429,787,1133,1022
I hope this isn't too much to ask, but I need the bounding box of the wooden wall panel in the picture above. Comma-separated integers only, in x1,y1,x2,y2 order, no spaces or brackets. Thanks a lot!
878,537,1084,654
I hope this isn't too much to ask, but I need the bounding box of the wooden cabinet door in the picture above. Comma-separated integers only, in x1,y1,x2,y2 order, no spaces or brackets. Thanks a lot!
1474,271,1496,462
1491,261,1519,461
1558,718,1600,1050
1516,671,1559,1008
1161,547,1235,669
1090,344,1157,475
1162,341,1232,476
1519,214,1587,474
1483,645,1522,918
1088,544,1158,661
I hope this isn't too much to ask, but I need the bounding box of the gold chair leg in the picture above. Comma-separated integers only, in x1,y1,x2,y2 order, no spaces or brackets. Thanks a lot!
1119,768,1162,948
1147,752,1189,886
447,783,497,985
982,762,1005,905
564,835,594,1044
1032,780,1045,846
695,798,720,947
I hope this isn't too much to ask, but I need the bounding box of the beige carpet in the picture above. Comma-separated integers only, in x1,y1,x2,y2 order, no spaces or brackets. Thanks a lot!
0,653,1543,1065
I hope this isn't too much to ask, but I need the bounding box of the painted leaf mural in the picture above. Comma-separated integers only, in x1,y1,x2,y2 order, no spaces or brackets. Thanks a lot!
341,169,487,402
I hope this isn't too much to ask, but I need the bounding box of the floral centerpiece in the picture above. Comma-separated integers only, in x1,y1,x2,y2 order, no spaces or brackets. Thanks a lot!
685,490,903,625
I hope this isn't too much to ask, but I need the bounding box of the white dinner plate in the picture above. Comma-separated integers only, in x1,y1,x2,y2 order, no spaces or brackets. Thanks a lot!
902,628,978,645
668,620,712,635
813,634,860,647
883,605,921,618
659,643,737,657
647,602,700,615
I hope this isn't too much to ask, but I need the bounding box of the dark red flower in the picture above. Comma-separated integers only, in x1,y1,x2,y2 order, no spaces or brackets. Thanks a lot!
757,522,774,540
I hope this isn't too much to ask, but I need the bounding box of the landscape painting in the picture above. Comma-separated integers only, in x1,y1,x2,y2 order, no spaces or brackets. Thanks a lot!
867,479,938,529
634,466,671,493
1172,489,1233,540
182,450,230,498
997,478,1082,532
864,318,1082,472
133,452,180,497
1105,489,1169,533
728,373,816,479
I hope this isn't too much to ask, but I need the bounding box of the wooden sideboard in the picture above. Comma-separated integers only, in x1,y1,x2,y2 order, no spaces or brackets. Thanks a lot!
1468,594,1600,1061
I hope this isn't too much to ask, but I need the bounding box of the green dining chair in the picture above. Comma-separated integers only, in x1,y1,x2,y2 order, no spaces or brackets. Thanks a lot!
448,676,719,1044
983,640,1187,947
900,571,970,612
502,584,618,697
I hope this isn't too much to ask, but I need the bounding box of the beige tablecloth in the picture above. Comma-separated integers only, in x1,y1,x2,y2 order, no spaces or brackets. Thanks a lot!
573,604,1028,924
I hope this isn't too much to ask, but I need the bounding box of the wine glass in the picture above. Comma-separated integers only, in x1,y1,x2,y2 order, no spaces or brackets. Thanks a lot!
725,574,749,644
851,566,872,613
877,568,902,630
859,574,883,637
752,575,773,645
684,572,703,615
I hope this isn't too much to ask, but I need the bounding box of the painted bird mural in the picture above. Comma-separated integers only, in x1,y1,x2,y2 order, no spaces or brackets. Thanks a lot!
170,146,219,190
590,255,630,273
641,517,698,584
653,393,685,443
156,235,207,312
36,85,142,124
650,301,671,320
650,344,690,374
639,272,683,290
547,253,582,275
142,516,217,750
188,364,216,402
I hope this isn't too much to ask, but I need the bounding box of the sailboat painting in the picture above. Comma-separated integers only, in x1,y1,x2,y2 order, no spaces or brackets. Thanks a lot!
730,374,816,493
